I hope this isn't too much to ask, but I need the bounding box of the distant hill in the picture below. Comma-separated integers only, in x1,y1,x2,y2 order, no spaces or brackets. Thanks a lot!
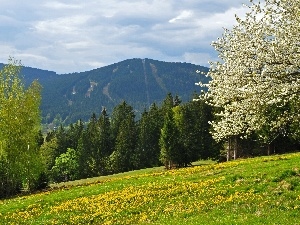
1,58,209,124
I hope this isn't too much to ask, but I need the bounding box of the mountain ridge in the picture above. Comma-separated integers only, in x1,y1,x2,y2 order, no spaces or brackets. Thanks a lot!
1,58,209,124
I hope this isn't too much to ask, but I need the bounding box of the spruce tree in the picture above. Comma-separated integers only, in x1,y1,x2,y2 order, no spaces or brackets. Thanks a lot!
160,93,174,117
82,113,101,177
110,114,136,173
97,108,112,174
55,125,68,156
76,134,87,178
110,101,135,148
134,106,162,168
182,99,220,160
110,102,136,173
159,110,181,169
65,121,83,151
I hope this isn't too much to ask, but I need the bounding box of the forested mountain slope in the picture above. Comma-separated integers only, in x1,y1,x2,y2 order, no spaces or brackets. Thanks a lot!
1,58,209,124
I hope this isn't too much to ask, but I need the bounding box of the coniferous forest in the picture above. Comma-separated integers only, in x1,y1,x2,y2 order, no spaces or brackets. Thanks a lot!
40,93,299,188
42,93,221,184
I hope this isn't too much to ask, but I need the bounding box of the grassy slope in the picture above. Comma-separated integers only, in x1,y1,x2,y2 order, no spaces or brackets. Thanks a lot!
1,153,300,225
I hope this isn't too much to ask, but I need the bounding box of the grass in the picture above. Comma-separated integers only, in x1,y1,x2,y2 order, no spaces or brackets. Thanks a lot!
1,154,300,224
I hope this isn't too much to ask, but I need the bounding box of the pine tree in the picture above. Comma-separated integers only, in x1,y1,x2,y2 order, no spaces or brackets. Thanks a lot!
183,99,220,160
97,108,112,174
55,125,68,156
134,106,162,168
80,113,101,177
159,110,181,169
160,93,174,117
110,102,136,173
76,134,87,178
110,101,136,148
173,94,182,107
65,121,84,151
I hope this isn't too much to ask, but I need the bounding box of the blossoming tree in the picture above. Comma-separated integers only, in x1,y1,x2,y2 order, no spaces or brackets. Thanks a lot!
202,0,300,159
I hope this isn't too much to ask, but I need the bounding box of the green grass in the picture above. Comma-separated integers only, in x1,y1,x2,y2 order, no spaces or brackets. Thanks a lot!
1,154,300,224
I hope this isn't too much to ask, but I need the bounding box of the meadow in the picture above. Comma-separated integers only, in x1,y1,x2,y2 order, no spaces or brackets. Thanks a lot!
1,153,300,224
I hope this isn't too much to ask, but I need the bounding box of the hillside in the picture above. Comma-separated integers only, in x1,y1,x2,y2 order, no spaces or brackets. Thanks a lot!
1,58,209,124
1,153,300,224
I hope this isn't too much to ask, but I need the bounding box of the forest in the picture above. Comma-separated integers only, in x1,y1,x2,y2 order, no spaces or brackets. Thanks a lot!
41,94,220,183
38,93,299,187
0,60,220,198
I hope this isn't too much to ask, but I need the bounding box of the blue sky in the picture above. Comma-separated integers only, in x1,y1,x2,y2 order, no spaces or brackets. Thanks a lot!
0,0,248,74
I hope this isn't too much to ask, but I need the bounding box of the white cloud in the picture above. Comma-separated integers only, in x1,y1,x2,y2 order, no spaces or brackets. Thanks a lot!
43,2,82,10
169,10,194,23
0,0,248,73
34,15,91,35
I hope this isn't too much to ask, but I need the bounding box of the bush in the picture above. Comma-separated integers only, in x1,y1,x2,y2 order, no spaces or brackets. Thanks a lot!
50,148,79,182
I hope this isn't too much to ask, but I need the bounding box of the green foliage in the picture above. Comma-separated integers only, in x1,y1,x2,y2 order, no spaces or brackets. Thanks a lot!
159,110,181,169
41,88,297,183
0,157,22,198
50,148,79,182
97,108,113,173
134,104,162,168
185,99,221,160
82,113,101,176
0,58,43,197
40,137,59,171
159,95,220,168
160,92,175,116
110,102,136,173
76,135,87,178
41,93,225,180
110,101,135,142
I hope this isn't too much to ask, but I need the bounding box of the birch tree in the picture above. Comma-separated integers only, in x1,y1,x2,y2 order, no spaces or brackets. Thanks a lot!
0,58,43,197
203,0,300,153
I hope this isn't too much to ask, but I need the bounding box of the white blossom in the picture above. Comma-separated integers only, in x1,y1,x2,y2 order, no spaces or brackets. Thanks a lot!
202,0,300,142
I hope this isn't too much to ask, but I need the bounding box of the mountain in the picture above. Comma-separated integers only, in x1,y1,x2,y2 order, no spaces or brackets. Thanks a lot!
1,58,209,124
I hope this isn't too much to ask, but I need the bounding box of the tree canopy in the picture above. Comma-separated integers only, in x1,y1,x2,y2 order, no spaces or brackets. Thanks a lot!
0,58,43,197
204,0,300,143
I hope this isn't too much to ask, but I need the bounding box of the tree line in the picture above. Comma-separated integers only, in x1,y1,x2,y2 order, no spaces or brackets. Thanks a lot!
0,57,220,198
41,93,220,184
1,55,298,199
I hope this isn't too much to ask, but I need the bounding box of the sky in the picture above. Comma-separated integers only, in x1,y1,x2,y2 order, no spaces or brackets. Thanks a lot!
0,0,249,74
